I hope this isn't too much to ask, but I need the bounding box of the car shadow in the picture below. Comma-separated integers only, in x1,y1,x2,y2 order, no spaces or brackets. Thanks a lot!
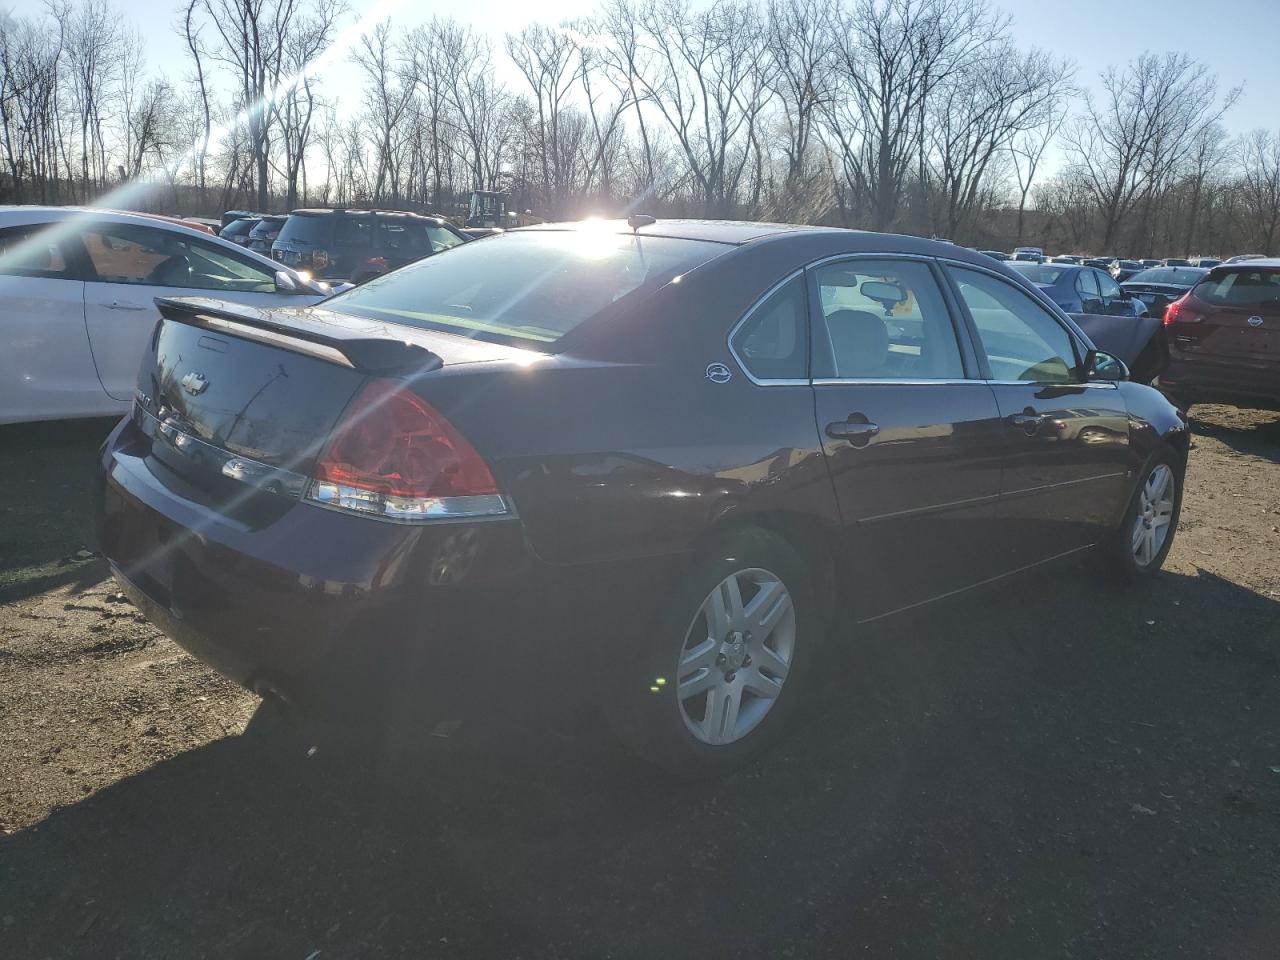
1190,407,1280,463
4,563,1280,959
0,418,119,601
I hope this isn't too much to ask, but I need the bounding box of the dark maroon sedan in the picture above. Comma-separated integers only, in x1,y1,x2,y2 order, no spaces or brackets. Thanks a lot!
96,220,1188,774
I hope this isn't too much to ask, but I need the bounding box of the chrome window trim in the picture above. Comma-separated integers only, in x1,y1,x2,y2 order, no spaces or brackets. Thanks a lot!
812,378,982,387
725,268,809,386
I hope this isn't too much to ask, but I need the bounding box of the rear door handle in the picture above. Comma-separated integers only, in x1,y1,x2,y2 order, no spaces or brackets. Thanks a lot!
826,418,880,447
103,301,148,312
1007,411,1045,436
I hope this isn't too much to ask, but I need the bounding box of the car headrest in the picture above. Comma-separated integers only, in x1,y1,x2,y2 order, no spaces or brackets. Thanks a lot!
825,309,889,378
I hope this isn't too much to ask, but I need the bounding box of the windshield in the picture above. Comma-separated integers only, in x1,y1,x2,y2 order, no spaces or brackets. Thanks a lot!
326,229,728,349
1009,263,1066,284
1193,268,1280,307
1128,267,1206,285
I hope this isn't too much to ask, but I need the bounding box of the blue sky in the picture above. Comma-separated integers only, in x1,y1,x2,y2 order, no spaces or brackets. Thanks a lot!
121,0,1279,178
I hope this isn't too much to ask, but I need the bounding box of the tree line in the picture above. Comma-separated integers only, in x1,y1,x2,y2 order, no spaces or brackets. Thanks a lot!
2,0,1277,256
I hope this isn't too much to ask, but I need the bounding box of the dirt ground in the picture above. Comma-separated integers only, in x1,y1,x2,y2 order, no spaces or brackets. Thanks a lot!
1,405,1278,959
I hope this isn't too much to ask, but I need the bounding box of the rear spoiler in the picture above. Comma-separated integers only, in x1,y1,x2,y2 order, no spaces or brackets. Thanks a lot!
154,297,443,376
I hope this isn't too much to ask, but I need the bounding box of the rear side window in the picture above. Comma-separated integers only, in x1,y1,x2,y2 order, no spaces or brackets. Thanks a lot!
1193,269,1280,309
731,274,808,381
0,224,71,278
811,259,964,380
326,230,728,349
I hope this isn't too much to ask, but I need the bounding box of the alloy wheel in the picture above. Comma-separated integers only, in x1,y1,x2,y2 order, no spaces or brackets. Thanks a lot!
1132,463,1176,568
676,567,796,746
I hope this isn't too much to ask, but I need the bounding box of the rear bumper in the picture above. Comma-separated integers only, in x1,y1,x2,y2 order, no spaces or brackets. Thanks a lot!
95,417,669,717
1163,357,1280,411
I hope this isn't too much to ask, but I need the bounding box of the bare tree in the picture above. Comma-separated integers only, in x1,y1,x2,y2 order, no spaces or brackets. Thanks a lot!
1238,129,1280,255
927,45,1073,237
1062,51,1241,252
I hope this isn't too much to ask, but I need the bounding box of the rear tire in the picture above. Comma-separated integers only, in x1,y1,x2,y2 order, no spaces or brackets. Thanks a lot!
1101,447,1183,581
612,526,821,777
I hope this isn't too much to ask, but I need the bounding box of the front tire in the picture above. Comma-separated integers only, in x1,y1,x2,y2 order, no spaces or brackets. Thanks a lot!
613,526,821,777
1103,448,1183,580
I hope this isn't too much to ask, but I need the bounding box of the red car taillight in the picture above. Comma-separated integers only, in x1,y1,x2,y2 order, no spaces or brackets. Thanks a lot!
307,380,508,521
1163,295,1198,326
313,249,330,268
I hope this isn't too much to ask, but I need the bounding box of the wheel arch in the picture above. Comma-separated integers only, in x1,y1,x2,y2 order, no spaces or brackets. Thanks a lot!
692,508,842,632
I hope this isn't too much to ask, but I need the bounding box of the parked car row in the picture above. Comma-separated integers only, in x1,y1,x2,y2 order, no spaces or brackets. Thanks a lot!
217,207,470,285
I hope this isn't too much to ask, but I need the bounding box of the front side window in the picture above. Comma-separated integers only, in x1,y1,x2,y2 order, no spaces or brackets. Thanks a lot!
0,224,71,278
948,267,1081,383
730,274,808,381
80,223,276,292
811,259,965,380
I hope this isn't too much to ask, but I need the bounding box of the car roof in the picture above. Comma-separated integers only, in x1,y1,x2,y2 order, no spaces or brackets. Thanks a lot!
1210,258,1280,270
509,218,1007,260
514,218,845,245
0,205,232,240
288,207,449,224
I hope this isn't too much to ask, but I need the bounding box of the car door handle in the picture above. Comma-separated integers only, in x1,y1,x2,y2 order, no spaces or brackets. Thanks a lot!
1007,411,1045,436
826,418,880,447
103,301,148,311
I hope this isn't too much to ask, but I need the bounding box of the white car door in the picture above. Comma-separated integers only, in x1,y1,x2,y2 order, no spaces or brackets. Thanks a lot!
75,221,322,401
0,222,105,425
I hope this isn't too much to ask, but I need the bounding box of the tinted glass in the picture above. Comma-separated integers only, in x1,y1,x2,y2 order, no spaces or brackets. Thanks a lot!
1192,269,1280,309
426,224,465,252
0,224,71,278
380,221,432,255
327,230,727,349
1128,268,1206,286
812,259,964,380
1009,263,1066,284
1097,271,1123,299
275,215,333,245
220,219,257,238
1074,269,1100,299
949,267,1080,383
80,223,276,292
731,274,807,380
248,219,285,239
336,217,373,246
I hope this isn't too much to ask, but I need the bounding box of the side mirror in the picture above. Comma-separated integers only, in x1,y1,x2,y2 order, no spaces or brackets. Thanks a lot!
1085,349,1129,382
274,270,298,293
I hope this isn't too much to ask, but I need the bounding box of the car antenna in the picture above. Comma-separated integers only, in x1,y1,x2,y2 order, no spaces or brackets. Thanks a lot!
627,213,656,232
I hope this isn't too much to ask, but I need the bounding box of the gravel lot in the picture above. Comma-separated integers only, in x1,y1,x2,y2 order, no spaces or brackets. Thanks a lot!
2,404,1279,959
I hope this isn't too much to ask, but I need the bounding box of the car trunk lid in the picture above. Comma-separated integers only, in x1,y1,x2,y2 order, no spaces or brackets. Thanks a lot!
1173,269,1280,362
133,297,531,520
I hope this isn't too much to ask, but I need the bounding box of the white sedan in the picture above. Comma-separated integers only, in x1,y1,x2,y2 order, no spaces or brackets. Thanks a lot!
0,207,337,425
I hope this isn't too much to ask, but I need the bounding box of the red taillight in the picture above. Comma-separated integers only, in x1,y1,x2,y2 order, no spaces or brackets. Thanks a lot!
1163,294,1197,326
308,380,506,521
313,249,330,268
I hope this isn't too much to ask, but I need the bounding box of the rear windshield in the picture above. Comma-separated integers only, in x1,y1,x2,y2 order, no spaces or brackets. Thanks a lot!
1009,263,1066,284
1128,268,1205,286
249,219,284,238
276,215,334,245
326,229,728,349
221,219,257,237
1192,268,1280,307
